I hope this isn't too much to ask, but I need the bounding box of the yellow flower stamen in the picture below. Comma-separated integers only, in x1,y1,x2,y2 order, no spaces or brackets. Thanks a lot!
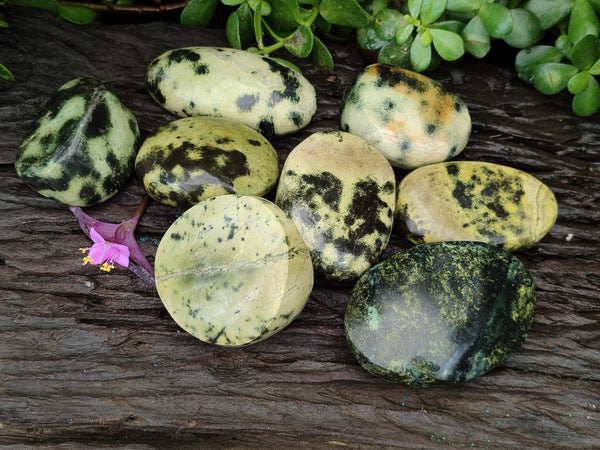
100,262,115,272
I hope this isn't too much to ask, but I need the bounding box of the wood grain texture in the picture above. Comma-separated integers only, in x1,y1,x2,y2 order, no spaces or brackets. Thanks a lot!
1,8,599,449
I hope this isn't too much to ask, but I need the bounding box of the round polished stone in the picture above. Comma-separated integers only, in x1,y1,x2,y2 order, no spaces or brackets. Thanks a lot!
146,46,317,136
395,161,558,251
15,78,139,206
155,194,314,347
340,63,471,169
135,116,279,208
275,130,396,285
345,241,536,386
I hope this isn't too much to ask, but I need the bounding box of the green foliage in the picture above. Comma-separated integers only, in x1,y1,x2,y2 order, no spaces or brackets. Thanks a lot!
4,0,600,116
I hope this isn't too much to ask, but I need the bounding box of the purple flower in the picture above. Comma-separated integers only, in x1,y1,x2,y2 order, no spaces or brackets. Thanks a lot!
71,195,156,287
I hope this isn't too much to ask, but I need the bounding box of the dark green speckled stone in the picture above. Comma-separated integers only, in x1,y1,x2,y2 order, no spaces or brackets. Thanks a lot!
345,241,536,386
15,78,139,206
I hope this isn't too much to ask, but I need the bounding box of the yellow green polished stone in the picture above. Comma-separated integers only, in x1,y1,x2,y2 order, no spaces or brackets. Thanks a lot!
15,78,139,206
340,64,471,169
345,241,536,386
135,116,279,208
395,161,558,251
155,194,314,347
275,130,396,286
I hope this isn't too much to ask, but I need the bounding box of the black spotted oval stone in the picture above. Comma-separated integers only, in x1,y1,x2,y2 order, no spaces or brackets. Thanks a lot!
135,116,279,208
14,78,139,206
345,241,536,386
275,130,396,286
340,64,471,169
155,194,314,347
146,47,317,137
395,161,558,251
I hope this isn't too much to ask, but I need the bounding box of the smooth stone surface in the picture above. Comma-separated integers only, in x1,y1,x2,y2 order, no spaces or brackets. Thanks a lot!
275,130,396,285
155,194,314,347
135,116,279,208
340,64,471,169
14,78,139,206
345,241,536,387
395,161,559,251
146,46,317,136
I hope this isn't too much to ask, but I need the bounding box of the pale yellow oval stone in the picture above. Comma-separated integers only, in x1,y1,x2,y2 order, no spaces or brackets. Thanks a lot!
395,161,559,251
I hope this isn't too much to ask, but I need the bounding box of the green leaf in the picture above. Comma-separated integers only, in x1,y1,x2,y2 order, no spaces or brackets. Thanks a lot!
310,35,334,72
502,8,543,48
396,23,415,45
570,34,600,70
319,0,370,28
372,0,388,15
555,34,573,57
378,36,414,67
285,25,314,57
569,0,600,44
462,16,490,58
420,28,433,46
0,20,9,28
590,0,600,11
515,45,564,82
429,20,465,33
408,0,423,18
58,3,96,24
479,2,513,38
532,62,579,94
430,28,464,60
271,57,301,73
248,0,271,16
0,63,15,81
590,58,600,74
420,0,447,25
8,0,59,16
226,12,243,48
523,0,574,30
236,3,255,44
267,0,301,32
446,0,480,12
572,74,600,115
567,70,591,94
222,0,245,5
374,8,405,41
180,0,218,27
410,35,432,71
358,20,389,50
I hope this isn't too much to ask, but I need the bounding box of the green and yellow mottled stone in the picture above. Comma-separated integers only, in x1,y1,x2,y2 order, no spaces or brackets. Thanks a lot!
135,116,279,208
340,64,471,169
275,130,396,285
146,47,317,136
395,161,558,251
15,78,139,206
345,241,536,386
155,194,314,347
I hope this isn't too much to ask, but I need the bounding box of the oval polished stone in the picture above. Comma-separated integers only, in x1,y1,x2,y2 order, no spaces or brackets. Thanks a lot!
345,241,536,386
340,64,471,169
135,116,279,208
155,194,314,347
15,78,139,206
146,47,317,136
275,130,396,285
395,161,558,251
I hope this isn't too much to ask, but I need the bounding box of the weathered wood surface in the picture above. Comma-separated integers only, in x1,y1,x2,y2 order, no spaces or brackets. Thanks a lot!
1,8,599,449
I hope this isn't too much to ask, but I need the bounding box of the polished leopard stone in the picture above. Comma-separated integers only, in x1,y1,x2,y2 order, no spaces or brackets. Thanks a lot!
340,64,471,169
395,161,558,251
15,78,139,206
275,130,396,285
155,194,314,347
345,241,536,386
135,116,279,208
146,47,317,136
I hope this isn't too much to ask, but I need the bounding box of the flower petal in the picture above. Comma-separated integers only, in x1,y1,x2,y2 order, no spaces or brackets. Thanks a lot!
89,227,105,245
